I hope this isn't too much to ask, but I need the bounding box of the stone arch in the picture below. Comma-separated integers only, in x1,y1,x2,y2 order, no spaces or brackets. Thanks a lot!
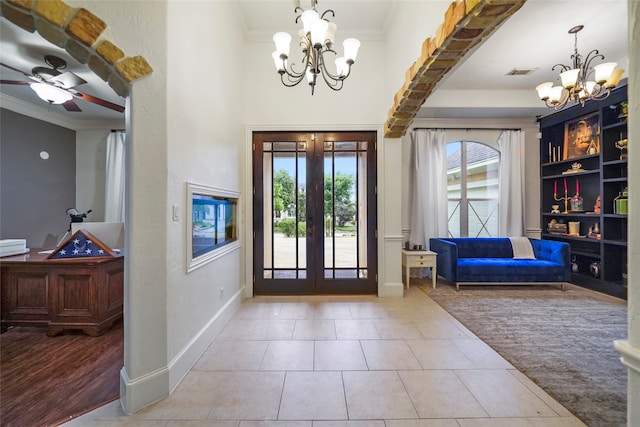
1,0,152,98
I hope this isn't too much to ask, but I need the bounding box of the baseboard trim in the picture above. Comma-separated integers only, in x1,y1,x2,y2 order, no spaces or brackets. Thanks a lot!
380,281,404,297
120,365,169,415
119,285,245,414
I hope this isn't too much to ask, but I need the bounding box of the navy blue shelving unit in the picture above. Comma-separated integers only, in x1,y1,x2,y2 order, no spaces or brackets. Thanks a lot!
539,85,627,299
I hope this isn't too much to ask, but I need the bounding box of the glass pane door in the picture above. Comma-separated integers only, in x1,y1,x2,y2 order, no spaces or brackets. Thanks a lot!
253,131,377,295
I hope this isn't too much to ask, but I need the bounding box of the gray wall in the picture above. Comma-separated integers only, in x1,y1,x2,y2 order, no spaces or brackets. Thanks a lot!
0,108,76,248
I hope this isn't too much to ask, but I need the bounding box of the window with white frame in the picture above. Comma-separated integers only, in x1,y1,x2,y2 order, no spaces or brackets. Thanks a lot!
447,140,500,237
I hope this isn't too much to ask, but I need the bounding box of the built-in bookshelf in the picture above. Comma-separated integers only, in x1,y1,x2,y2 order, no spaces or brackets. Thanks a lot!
539,85,627,299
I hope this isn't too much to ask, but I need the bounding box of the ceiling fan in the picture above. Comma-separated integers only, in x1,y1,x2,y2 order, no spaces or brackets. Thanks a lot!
0,55,125,113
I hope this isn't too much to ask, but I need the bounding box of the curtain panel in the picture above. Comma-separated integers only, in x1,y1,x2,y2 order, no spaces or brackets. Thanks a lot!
105,131,126,222
497,130,525,237
409,129,448,248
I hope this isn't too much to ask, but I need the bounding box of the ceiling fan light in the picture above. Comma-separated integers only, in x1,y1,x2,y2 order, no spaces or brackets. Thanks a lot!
594,62,617,84
273,32,292,57
605,68,624,88
30,82,72,104
535,82,553,100
560,69,580,89
343,38,361,62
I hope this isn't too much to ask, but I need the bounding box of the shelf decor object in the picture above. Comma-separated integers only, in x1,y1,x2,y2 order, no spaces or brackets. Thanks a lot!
615,136,628,159
554,178,571,214
614,187,628,215
563,112,600,160
535,25,624,110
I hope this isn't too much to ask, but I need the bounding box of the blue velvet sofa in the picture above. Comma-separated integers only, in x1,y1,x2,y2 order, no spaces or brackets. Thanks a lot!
429,237,571,290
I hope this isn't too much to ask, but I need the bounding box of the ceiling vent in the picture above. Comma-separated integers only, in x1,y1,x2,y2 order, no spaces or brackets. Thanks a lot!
506,67,538,76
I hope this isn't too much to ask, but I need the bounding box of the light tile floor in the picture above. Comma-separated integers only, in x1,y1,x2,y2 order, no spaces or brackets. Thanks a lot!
65,286,586,426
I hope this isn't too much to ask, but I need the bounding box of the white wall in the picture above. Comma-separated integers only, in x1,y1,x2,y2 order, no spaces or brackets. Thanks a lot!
165,0,245,384
383,1,451,105
76,130,109,221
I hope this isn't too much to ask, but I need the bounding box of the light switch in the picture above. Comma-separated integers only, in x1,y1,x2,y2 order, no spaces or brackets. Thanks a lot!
172,205,180,221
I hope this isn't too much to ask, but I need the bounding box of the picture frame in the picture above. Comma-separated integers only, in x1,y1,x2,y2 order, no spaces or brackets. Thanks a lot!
563,111,600,160
186,182,240,273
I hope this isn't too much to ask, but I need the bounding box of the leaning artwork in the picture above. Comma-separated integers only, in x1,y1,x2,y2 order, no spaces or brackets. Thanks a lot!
563,111,600,160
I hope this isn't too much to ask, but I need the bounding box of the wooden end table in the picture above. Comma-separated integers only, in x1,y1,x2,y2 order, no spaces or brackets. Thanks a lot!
402,249,437,289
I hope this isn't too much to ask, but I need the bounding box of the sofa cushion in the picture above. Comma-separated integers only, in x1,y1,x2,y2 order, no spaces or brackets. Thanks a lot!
457,258,568,283
446,238,514,258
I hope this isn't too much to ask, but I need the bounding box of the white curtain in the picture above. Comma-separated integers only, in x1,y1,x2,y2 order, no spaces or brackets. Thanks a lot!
105,131,126,222
497,130,525,237
409,129,448,249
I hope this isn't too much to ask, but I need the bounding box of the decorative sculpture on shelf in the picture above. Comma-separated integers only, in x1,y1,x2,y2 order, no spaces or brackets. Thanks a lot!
593,195,601,214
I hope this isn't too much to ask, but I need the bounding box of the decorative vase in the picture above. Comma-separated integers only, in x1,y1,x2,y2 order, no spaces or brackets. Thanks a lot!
570,194,583,211
568,221,580,236
571,256,579,273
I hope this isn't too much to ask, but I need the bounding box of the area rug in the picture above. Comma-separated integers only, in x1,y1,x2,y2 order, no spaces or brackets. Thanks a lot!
422,283,627,427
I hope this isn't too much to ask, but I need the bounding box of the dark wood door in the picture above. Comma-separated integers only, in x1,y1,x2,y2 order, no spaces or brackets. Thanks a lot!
253,131,377,294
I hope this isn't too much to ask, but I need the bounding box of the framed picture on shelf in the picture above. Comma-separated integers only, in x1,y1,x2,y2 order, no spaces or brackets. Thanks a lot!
563,111,600,160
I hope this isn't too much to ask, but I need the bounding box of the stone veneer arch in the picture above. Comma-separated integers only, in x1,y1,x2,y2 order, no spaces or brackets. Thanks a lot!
1,0,153,101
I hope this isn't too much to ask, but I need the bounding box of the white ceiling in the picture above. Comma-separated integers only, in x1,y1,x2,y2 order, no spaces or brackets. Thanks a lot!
0,0,629,127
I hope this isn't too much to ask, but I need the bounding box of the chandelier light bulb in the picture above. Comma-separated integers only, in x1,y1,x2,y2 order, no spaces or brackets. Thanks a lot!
343,38,361,62
548,86,564,104
594,62,617,84
326,22,337,46
560,69,580,89
335,57,348,77
536,82,553,100
300,9,319,33
273,32,292,57
605,68,624,88
310,19,329,47
272,51,286,72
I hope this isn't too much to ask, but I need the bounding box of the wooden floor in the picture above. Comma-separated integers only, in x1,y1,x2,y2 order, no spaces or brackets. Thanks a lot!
0,320,123,426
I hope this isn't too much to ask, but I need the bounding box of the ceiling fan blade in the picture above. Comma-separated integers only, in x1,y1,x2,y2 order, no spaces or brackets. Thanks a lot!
62,99,82,111
51,71,87,88
0,62,31,77
70,89,125,113
0,79,30,85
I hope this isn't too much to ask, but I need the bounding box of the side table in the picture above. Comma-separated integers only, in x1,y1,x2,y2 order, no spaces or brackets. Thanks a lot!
401,249,437,289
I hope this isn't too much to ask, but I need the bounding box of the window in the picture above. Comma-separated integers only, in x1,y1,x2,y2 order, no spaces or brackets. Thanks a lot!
447,141,499,237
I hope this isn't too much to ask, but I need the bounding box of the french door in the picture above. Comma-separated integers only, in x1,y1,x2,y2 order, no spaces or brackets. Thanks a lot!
253,131,377,294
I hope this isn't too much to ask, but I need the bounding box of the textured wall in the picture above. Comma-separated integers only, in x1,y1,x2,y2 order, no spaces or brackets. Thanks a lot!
0,108,75,248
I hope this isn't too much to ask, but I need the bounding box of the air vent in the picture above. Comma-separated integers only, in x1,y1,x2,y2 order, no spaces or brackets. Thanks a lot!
506,68,538,76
